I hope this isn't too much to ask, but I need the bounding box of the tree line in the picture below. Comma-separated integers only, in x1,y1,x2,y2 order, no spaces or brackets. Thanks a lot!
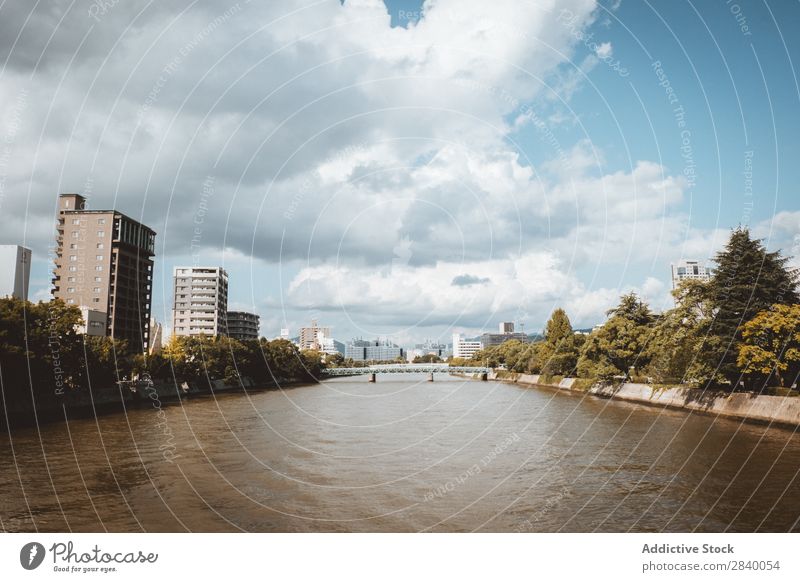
0,297,323,406
467,228,800,391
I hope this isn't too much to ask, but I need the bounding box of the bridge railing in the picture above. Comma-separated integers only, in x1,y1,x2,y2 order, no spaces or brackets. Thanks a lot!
321,366,490,376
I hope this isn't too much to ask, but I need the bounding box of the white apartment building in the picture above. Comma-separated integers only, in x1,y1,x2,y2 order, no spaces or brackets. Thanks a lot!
452,333,483,359
172,266,229,337
298,320,331,350
671,259,713,289
316,332,340,355
0,244,31,300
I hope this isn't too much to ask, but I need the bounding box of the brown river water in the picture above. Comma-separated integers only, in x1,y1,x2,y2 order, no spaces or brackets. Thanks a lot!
1,375,799,532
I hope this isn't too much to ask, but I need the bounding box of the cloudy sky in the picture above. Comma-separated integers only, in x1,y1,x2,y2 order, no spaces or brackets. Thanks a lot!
1,0,799,345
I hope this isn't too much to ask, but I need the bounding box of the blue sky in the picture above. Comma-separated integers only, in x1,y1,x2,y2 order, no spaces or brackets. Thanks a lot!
3,0,799,346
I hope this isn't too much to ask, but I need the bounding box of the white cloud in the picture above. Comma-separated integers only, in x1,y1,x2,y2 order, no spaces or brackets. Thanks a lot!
6,0,790,340
284,248,670,334
595,41,613,58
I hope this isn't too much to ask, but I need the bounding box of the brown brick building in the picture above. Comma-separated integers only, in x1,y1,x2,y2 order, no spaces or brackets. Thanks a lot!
53,193,156,353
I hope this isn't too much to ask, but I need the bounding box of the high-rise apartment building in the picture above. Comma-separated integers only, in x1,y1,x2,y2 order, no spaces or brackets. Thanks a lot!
52,194,155,352
226,311,260,341
172,266,229,337
298,320,331,350
671,259,713,289
0,244,31,300
499,321,514,334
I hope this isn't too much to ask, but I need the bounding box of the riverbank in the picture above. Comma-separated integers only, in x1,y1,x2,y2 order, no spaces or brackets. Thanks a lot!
488,371,800,429
0,377,316,431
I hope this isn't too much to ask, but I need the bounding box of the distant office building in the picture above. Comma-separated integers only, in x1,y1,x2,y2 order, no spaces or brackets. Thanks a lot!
53,193,155,353
480,321,528,347
413,340,452,359
279,328,290,341
452,333,483,359
480,332,528,347
227,311,260,341
78,306,107,336
0,244,31,300
172,266,228,337
299,320,331,350
671,259,713,289
345,338,404,362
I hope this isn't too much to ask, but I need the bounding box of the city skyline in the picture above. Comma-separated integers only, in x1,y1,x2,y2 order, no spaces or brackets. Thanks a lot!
2,0,799,345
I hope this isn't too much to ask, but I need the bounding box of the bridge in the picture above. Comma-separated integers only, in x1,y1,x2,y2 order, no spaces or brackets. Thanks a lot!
321,365,490,382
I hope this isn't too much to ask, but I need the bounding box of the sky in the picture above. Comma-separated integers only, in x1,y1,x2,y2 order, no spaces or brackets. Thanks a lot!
1,0,799,346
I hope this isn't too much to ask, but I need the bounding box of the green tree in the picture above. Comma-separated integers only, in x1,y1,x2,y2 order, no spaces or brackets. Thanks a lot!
606,292,656,325
545,308,573,343
645,280,713,385
81,335,130,389
325,352,345,367
577,293,654,381
737,304,800,389
299,349,324,380
703,228,798,387
538,308,580,376
0,298,88,394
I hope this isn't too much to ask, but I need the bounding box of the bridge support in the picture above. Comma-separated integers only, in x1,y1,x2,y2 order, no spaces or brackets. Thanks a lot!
428,372,434,382
368,373,376,383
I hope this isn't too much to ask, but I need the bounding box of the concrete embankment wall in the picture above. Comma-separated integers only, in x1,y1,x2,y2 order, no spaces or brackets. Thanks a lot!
490,372,800,429
0,376,294,430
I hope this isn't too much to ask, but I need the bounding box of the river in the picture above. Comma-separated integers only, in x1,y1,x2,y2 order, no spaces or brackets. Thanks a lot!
1,375,798,532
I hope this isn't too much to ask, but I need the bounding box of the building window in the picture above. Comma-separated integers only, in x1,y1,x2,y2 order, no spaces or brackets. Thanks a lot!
97,230,105,237
68,277,76,282
93,287,101,293
69,243,77,249
94,277,102,282
97,218,106,225
67,287,75,292
69,266,77,272
67,299,75,304
69,255,77,261
72,218,81,225
71,231,79,238
95,266,103,271
96,255,103,260
93,298,100,303
96,243,104,249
